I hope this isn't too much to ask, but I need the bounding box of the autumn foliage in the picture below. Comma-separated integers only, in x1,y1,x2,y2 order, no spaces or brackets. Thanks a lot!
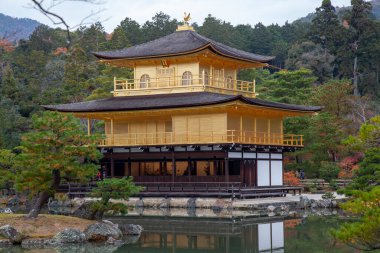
338,153,363,178
0,39,15,52
284,171,301,186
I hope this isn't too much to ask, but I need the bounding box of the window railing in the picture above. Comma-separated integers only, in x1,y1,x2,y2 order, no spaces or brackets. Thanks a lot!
100,130,303,147
113,75,256,96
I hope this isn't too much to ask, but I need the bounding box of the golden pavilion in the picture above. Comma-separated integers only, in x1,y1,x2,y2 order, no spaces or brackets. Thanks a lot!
45,19,321,198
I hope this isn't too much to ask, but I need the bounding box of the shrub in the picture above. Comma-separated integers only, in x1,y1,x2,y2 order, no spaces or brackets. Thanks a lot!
319,162,340,182
322,192,335,200
90,177,143,220
284,171,300,186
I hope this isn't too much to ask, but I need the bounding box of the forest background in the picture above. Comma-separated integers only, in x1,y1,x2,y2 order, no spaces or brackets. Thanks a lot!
0,0,379,182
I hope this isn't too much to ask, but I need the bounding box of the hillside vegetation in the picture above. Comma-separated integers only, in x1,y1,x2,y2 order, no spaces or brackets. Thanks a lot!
0,13,41,42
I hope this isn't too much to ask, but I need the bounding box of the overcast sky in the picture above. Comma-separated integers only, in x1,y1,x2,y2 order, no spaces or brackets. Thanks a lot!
1,0,351,32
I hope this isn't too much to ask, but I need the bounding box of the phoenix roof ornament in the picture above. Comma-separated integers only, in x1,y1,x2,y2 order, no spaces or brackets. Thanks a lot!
183,12,191,25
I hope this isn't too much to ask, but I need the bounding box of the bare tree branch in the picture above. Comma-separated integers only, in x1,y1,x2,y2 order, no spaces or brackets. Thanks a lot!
29,0,106,47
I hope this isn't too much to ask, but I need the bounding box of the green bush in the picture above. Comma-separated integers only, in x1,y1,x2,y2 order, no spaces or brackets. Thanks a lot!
322,192,335,200
319,162,340,182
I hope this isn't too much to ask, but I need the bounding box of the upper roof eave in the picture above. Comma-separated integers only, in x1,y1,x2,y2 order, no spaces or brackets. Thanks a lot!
93,30,275,64
42,92,322,114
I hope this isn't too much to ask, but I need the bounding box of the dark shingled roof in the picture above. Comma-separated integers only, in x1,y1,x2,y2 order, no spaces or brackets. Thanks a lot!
43,92,322,113
93,30,274,63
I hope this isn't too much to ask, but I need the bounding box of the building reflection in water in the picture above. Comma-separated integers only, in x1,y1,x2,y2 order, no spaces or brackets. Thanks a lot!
115,216,285,253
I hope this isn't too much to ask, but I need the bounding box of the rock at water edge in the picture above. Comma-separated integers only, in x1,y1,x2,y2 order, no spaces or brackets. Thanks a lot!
119,224,143,235
0,225,24,243
84,222,122,242
54,228,86,243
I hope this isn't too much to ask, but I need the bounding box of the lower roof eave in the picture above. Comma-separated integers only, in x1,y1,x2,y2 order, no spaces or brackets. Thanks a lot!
98,143,304,150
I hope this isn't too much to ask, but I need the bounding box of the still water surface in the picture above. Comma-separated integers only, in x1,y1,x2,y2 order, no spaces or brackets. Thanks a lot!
3,213,380,253
112,215,360,253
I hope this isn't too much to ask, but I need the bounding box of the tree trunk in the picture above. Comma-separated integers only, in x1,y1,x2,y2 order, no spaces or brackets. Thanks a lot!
353,55,360,96
26,169,61,218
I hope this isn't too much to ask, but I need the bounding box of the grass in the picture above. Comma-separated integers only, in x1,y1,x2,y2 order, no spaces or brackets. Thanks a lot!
0,214,95,238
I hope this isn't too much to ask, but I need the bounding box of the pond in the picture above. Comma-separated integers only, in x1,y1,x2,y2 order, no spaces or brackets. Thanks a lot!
2,210,379,253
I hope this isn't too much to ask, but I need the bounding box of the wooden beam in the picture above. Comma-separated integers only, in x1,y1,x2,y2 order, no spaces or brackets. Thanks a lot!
111,118,114,145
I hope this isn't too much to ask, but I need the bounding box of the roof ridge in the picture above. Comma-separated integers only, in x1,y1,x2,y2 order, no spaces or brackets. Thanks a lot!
93,31,181,56
187,31,275,62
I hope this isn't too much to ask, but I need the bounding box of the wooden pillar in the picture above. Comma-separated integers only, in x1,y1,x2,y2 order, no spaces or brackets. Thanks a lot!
110,118,114,145
87,118,91,136
127,158,131,177
268,119,271,144
172,151,175,183
163,157,167,175
159,161,163,175
224,157,229,183
280,118,284,145
202,69,205,85
234,69,237,90
240,114,243,142
254,118,257,143
240,159,245,186
213,157,217,176
269,153,272,186
110,157,115,178
187,157,191,181
210,65,213,86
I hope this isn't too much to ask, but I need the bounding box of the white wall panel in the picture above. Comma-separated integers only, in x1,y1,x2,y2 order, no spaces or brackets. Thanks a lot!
271,161,283,186
228,152,242,158
257,160,270,186
243,152,256,159
257,153,270,159
271,153,283,159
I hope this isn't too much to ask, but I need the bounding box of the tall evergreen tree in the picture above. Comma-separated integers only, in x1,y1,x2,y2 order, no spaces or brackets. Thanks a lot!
109,26,131,50
63,46,97,102
15,111,102,218
118,17,143,46
142,12,178,42
339,0,376,96
309,0,342,51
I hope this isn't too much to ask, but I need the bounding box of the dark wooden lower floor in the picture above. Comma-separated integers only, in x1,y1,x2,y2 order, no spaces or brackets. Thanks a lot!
135,182,302,198
71,144,298,198
101,148,285,188
60,181,302,199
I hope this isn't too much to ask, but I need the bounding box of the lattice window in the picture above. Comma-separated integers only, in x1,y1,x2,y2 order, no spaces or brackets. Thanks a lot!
182,71,193,86
203,71,209,85
156,67,175,76
140,74,150,88
226,75,233,89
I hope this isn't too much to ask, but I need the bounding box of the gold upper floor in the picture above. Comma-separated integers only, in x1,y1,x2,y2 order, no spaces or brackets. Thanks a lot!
102,49,264,98
82,102,305,147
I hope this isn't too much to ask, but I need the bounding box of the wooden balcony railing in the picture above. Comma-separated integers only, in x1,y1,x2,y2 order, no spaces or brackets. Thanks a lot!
113,75,256,97
100,130,303,147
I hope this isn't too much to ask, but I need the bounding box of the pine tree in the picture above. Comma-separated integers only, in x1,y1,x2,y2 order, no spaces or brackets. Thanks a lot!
0,65,20,101
343,116,380,192
15,111,102,218
109,26,131,50
89,177,142,220
309,0,342,52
